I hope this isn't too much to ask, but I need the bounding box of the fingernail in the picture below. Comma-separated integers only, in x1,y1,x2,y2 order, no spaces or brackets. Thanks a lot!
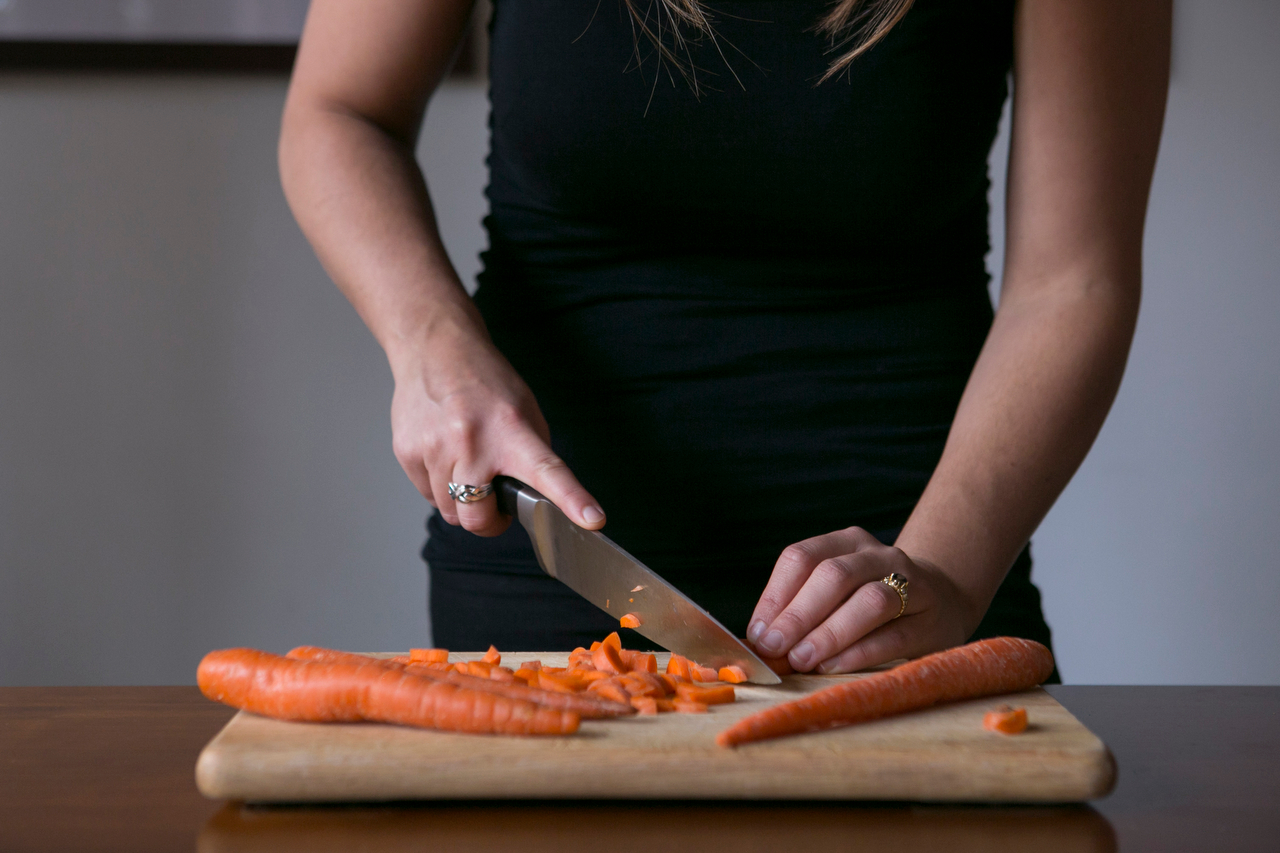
747,620,766,643
790,641,815,670
757,630,784,656
581,506,605,524
815,660,833,674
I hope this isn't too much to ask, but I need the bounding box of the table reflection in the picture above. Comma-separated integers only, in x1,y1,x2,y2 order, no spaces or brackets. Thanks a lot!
199,800,1115,853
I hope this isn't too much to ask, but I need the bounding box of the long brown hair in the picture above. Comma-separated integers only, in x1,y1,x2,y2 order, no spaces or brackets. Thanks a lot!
621,0,916,87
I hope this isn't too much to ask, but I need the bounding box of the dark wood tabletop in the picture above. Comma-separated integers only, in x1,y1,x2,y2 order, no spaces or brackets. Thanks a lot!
1,685,1276,853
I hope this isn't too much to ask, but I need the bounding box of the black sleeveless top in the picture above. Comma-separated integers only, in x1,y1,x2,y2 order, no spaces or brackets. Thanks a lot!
428,0,1054,667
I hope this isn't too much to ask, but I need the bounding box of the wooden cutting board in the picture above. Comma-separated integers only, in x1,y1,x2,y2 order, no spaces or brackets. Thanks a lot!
195,652,1114,803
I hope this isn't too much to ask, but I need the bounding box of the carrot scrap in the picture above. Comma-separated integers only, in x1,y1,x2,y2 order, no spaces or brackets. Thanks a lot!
619,613,642,629
983,704,1029,734
676,682,735,706
592,642,627,675
673,699,709,714
716,637,1055,748
409,648,450,664
482,645,501,665
718,666,749,684
199,648,579,735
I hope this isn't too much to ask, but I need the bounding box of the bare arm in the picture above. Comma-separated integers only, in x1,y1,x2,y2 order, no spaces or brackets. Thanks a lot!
749,0,1171,672
281,0,605,535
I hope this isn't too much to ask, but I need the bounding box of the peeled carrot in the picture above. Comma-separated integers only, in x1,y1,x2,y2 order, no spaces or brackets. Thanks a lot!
199,648,578,735
983,704,1029,734
482,645,501,665
675,682,735,705
409,648,450,664
619,613,642,629
718,666,748,684
287,647,631,719
717,637,1054,748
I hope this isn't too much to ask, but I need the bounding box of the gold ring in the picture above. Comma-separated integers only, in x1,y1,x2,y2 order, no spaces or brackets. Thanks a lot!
881,572,909,619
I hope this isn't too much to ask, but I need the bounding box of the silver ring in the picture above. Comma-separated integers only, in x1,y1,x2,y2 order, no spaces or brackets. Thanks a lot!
447,482,494,504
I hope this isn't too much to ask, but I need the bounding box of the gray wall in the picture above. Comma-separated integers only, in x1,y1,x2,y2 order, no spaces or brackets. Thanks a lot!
2,1,1278,685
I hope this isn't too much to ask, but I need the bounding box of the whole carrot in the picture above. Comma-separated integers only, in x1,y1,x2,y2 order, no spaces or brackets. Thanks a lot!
286,646,633,719
199,648,578,735
716,637,1054,748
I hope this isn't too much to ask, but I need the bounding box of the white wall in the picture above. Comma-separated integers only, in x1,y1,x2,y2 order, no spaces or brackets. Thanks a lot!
2,1,1277,685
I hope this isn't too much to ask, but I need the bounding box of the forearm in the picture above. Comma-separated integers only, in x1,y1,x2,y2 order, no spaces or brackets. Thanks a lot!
280,105,485,377
895,272,1139,624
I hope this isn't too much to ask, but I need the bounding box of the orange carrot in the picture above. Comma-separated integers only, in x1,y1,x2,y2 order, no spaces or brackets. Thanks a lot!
602,632,623,651
627,652,658,674
619,613,642,629
409,648,450,664
655,697,677,713
592,642,626,675
588,678,632,706
656,674,679,695
983,704,1029,734
676,682,735,705
666,654,692,680
287,646,631,719
488,666,518,683
717,637,1054,748
589,641,602,651
689,663,720,682
620,672,666,698
673,699,708,714
718,666,748,684
631,696,658,715
482,645,501,665
199,648,579,735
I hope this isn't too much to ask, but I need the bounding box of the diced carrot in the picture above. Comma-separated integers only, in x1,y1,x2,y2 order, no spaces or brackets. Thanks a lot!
489,666,517,683
673,699,709,714
690,663,720,682
629,652,658,674
409,648,450,664
519,660,543,672
718,665,749,684
602,632,623,651
482,645,501,665
656,674,679,695
667,654,692,680
619,613,642,629
655,697,677,712
539,670,587,693
631,696,658,715
588,679,632,705
676,683,735,705
569,669,611,683
983,704,1029,735
464,660,495,679
513,668,540,686
592,642,626,675
620,672,665,698
589,641,602,651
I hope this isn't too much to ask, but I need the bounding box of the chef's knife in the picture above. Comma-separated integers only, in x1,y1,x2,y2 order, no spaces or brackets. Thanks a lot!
494,476,781,684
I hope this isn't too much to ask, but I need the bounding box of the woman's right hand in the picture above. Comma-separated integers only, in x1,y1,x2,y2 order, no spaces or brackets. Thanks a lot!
388,314,605,538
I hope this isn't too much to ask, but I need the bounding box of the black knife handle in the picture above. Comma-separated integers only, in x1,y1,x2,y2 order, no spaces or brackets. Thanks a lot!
493,475,525,518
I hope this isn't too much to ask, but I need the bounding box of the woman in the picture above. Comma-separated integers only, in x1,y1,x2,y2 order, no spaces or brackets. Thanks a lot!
279,0,1169,676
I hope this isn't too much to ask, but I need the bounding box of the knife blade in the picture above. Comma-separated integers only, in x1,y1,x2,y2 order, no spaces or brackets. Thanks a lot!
494,476,781,684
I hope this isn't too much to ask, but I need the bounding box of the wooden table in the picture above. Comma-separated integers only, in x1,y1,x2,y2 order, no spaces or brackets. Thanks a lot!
1,686,1276,852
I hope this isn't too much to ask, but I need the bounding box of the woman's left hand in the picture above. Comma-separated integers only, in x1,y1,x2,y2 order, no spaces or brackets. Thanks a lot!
746,527,983,674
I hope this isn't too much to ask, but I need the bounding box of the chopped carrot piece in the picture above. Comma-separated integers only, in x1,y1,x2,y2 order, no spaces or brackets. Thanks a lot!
673,699,709,714
619,613,642,629
519,660,543,672
676,683,735,705
629,652,658,674
593,642,626,675
513,668,540,686
409,648,450,664
690,663,720,682
488,666,517,683
541,666,567,674
631,696,658,715
656,674,679,695
655,697,677,712
983,705,1029,735
538,671,587,693
667,654,692,680
602,632,623,651
588,679,632,705
589,641,602,651
569,669,611,683
464,660,496,679
389,655,412,665
620,672,665,698
718,665,749,684
482,645,501,665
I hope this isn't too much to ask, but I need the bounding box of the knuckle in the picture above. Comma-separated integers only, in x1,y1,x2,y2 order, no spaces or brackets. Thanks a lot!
779,543,815,570
813,557,854,585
